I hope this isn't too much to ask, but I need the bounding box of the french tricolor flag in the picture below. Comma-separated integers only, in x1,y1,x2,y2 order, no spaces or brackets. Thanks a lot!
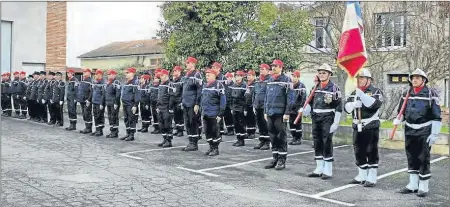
337,1,367,78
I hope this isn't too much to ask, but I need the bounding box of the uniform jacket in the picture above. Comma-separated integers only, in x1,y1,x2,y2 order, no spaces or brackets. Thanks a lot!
139,82,151,105
224,80,233,108
104,79,121,106
309,80,342,122
1,80,10,95
51,80,66,103
344,84,384,130
44,79,56,101
25,79,36,100
149,81,159,104
91,79,106,105
230,81,247,112
245,80,255,108
398,86,441,136
182,70,202,108
10,78,27,96
121,76,141,107
264,73,295,116
291,80,307,114
157,79,174,110
201,80,226,117
76,77,92,103
253,74,270,109
66,77,79,101
37,79,49,101
30,79,40,101
170,76,183,104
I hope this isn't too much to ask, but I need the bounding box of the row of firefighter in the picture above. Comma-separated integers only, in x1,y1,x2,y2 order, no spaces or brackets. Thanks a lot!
1,57,442,197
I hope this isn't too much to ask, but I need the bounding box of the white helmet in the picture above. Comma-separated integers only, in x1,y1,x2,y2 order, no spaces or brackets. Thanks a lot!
317,63,333,75
356,68,372,79
409,68,428,83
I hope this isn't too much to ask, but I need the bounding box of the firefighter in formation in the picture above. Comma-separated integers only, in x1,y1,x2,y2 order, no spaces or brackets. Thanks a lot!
2,61,442,197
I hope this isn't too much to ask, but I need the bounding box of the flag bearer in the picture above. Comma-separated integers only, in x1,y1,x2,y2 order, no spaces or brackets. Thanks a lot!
344,68,383,187
395,69,442,197
230,70,247,146
303,63,342,179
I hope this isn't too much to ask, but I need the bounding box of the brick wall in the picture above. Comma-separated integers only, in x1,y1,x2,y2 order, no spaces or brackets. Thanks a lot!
46,2,67,72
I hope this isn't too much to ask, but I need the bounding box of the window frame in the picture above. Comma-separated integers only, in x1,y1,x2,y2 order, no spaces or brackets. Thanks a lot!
374,12,407,49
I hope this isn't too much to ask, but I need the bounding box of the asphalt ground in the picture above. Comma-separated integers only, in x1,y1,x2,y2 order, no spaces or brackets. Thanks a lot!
1,114,449,207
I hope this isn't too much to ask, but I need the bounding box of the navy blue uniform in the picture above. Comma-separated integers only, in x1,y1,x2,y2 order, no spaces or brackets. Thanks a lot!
171,77,184,135
253,75,270,148
1,79,11,116
66,77,79,130
149,81,160,133
25,78,37,119
397,86,441,181
181,70,203,141
44,79,57,124
104,79,121,137
37,79,49,122
264,73,295,168
223,80,234,134
157,79,175,146
245,80,256,137
10,77,28,117
77,77,93,133
216,73,227,134
288,81,306,144
120,76,141,140
51,80,66,126
91,79,106,135
201,80,226,155
230,80,247,145
138,81,152,132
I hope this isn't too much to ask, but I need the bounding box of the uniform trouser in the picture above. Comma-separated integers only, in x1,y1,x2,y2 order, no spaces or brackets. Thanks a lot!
158,109,173,138
54,103,64,124
353,128,379,169
312,116,334,162
1,94,11,115
27,99,35,118
233,111,246,139
204,116,222,143
289,114,303,140
67,99,77,124
173,103,184,132
93,104,105,131
12,95,20,115
39,101,48,121
255,108,269,142
405,134,431,180
245,106,256,135
107,104,120,133
183,106,200,140
140,102,152,128
80,103,93,127
19,96,27,116
223,106,234,132
150,102,159,129
48,102,56,123
267,115,288,155
123,105,139,134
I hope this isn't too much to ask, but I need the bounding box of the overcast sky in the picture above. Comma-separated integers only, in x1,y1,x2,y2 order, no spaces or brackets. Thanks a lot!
67,2,163,67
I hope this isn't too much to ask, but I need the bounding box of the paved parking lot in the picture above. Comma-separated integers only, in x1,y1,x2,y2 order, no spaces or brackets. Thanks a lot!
1,116,449,207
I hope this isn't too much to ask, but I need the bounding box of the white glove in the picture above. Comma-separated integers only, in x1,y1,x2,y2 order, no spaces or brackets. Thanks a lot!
156,108,160,113
329,112,341,133
253,107,256,114
194,105,199,114
355,88,364,97
302,104,311,117
23,96,26,100
100,105,104,110
427,121,442,147
59,101,63,105
216,116,221,122
393,118,402,126
180,103,183,110
77,101,80,106
114,104,118,110
353,100,362,108
42,99,46,104
50,100,54,104
264,114,268,121
16,95,20,99
145,105,149,110
169,110,174,113
283,114,289,122
86,101,90,107
244,111,247,116
132,106,137,114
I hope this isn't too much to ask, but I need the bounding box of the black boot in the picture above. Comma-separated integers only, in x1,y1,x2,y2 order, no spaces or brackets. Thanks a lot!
176,127,184,137
158,135,167,147
183,137,198,151
204,142,214,155
247,133,255,140
125,132,135,141
254,140,264,149
79,123,92,134
265,153,278,169
138,124,149,133
66,122,76,131
181,137,193,151
162,136,173,148
289,137,302,145
232,136,240,146
18,114,26,119
119,129,130,140
208,142,219,156
226,128,234,136
260,141,270,150
94,128,103,136
275,154,286,170
151,125,160,134
235,137,245,147
109,129,119,138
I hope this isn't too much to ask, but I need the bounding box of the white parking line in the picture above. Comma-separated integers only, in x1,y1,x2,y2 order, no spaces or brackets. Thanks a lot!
198,145,350,172
117,153,144,160
277,189,355,207
314,156,449,197
176,167,220,177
